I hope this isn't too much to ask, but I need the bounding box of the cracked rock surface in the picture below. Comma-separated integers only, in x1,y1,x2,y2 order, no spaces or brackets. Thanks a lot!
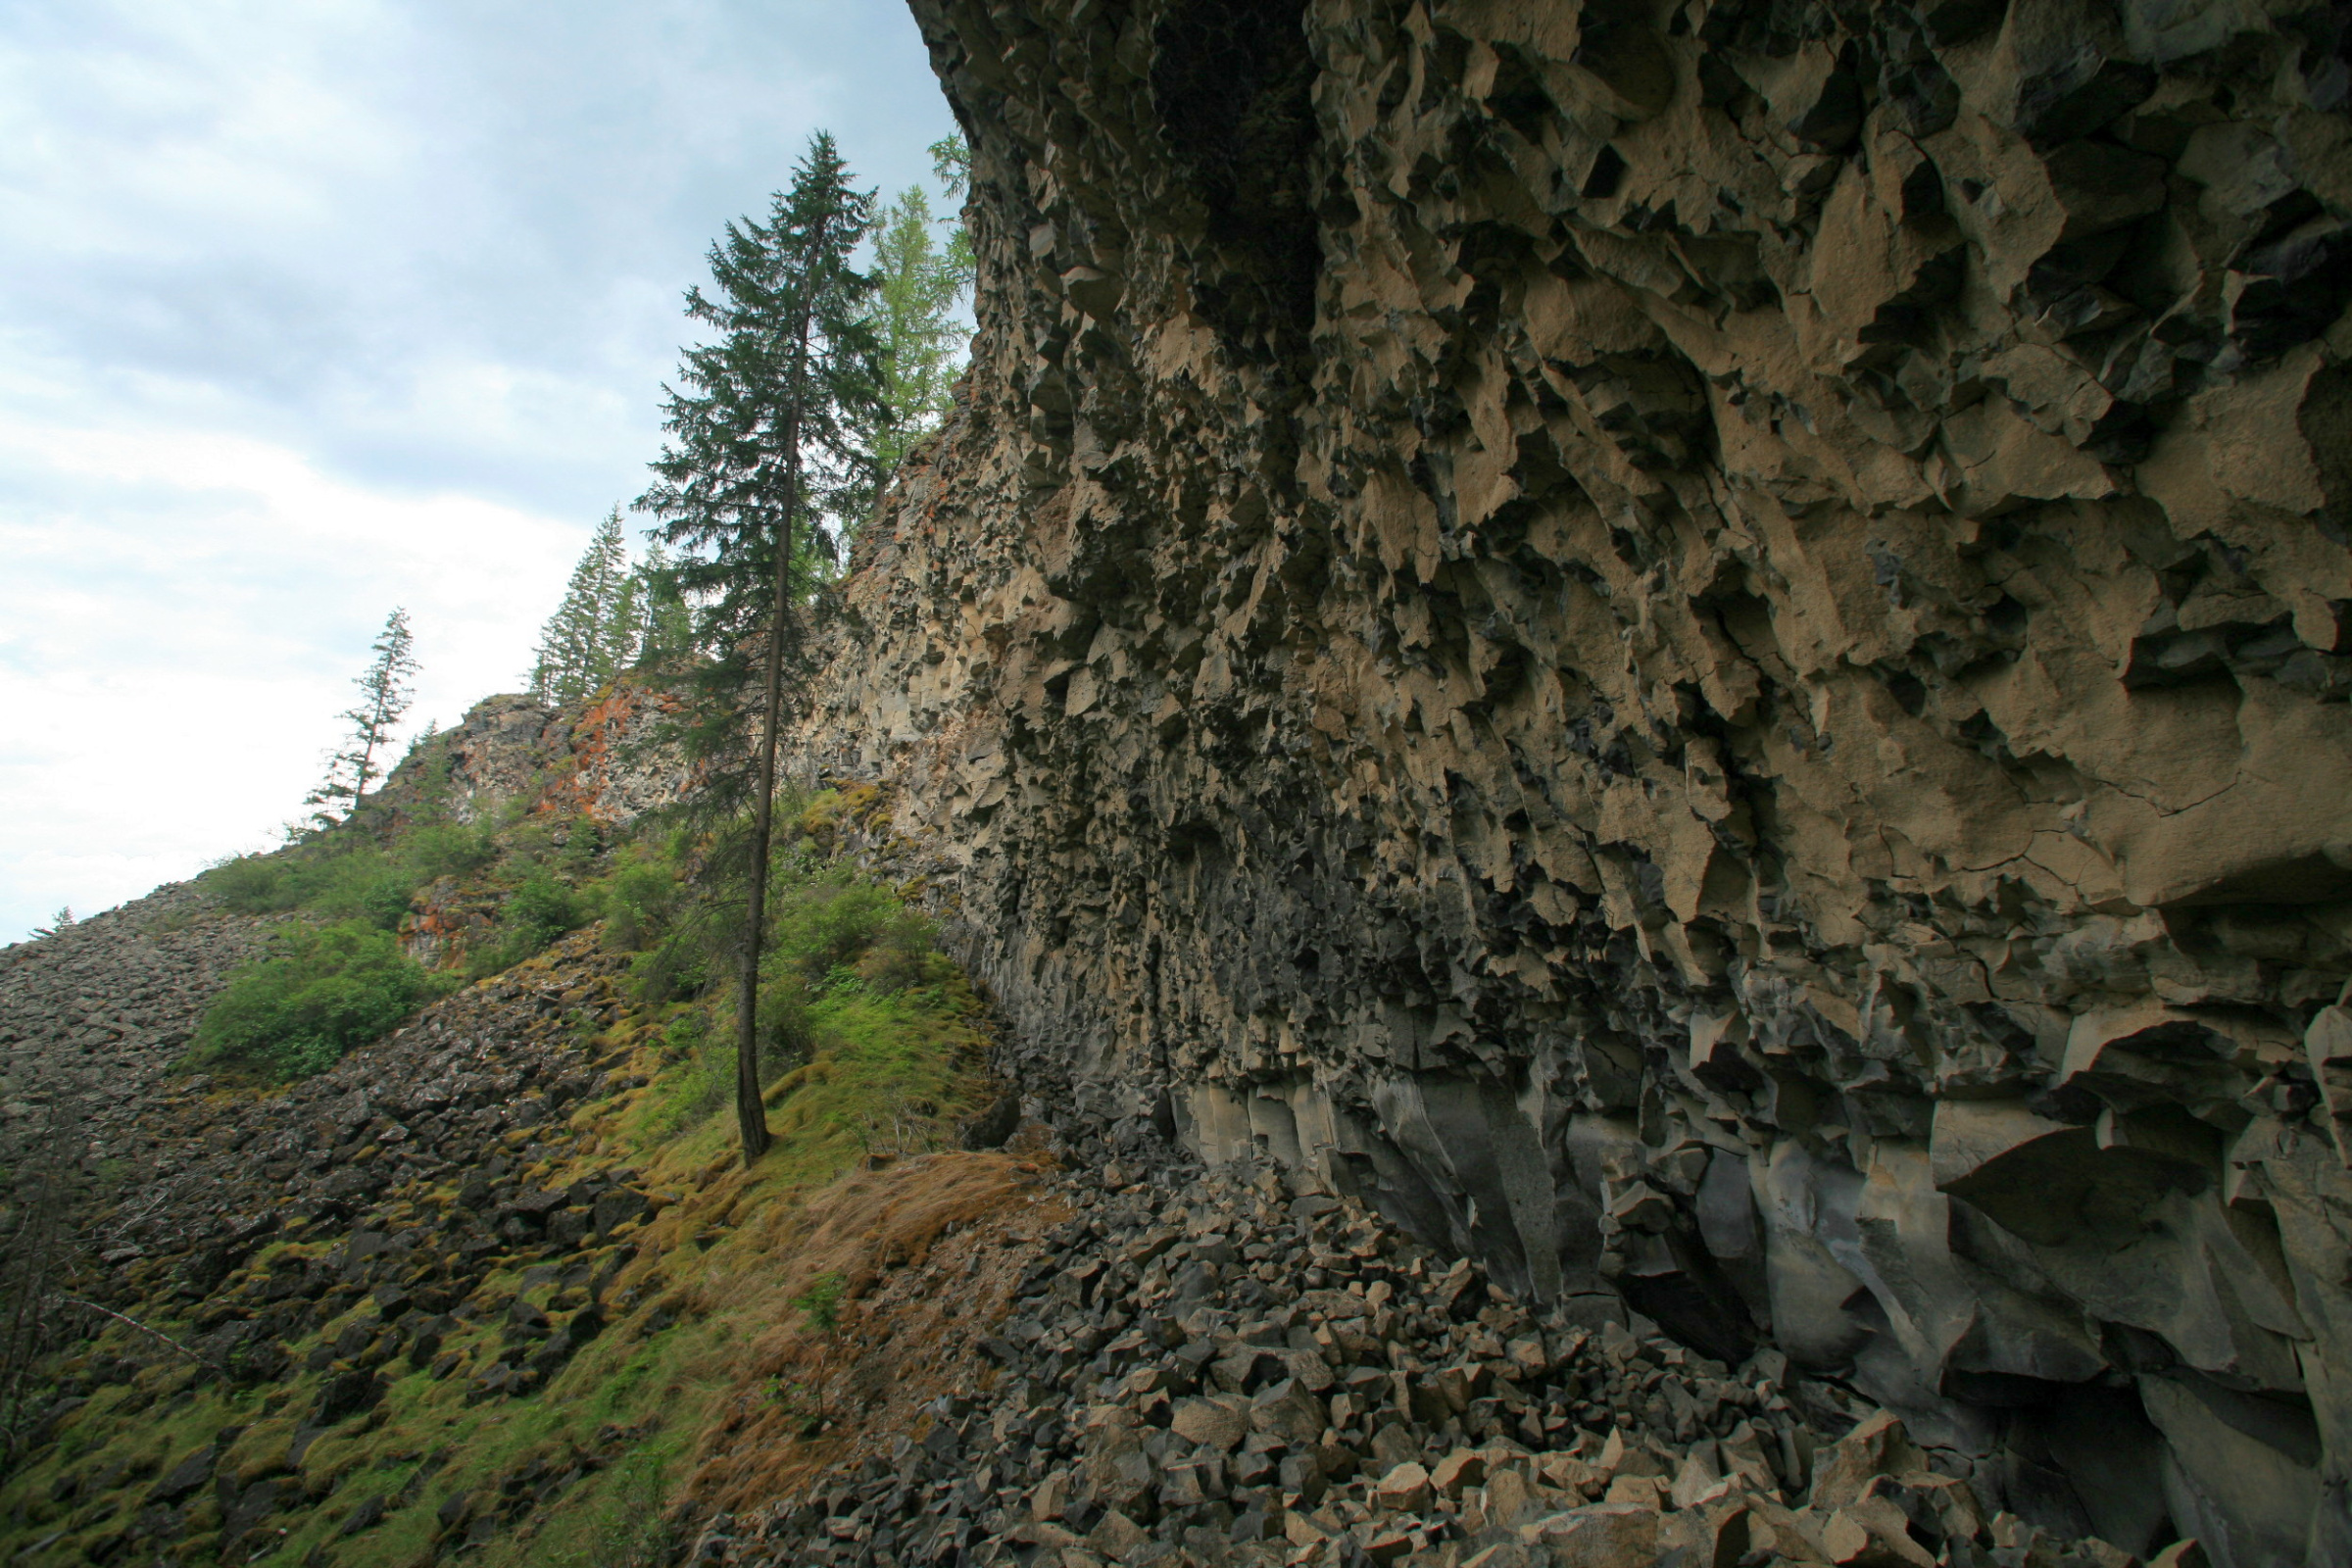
796,1,2352,1561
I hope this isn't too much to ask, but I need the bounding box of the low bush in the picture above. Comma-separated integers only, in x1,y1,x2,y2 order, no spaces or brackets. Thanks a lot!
603,853,680,954
202,821,499,932
403,820,499,883
203,847,408,927
768,877,937,993
304,853,413,929
508,868,589,950
465,869,593,979
187,920,453,1079
627,929,711,1004
200,853,301,912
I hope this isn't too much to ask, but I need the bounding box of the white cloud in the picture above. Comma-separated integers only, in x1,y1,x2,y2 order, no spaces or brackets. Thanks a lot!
0,0,962,940
0,415,580,933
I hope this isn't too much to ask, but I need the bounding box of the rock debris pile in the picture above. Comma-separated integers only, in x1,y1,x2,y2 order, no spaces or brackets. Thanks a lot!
0,884,268,1131
1,912,670,1564
719,1159,2164,1568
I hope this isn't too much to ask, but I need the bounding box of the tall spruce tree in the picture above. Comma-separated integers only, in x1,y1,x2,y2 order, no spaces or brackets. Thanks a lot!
635,131,888,1163
529,508,638,704
307,608,417,826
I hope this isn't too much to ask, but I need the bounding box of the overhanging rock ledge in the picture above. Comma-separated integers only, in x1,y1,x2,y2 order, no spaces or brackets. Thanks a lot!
799,3,2352,1562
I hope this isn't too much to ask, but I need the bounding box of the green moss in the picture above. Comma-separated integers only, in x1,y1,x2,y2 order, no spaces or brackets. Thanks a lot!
16,825,997,1568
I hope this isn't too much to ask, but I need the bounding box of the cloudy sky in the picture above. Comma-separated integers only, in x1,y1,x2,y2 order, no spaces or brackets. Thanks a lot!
0,0,962,942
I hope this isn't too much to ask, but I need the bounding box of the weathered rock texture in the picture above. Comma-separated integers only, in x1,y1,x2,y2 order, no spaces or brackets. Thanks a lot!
802,1,2352,1561
389,687,689,832
729,1157,2114,1568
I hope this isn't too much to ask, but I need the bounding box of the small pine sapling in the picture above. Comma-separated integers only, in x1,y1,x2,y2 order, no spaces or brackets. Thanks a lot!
307,607,418,827
788,1270,850,1435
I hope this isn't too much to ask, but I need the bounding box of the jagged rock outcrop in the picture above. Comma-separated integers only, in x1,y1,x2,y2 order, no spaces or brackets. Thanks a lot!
800,1,2352,1561
390,686,689,831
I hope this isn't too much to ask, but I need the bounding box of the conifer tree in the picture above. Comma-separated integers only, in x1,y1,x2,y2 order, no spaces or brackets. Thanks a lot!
930,132,973,206
633,542,694,667
635,131,889,1163
931,133,978,307
603,565,644,681
308,608,417,825
529,508,637,704
864,138,978,505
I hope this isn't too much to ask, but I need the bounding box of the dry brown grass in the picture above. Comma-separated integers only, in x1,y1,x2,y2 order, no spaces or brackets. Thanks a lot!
664,1147,1069,1520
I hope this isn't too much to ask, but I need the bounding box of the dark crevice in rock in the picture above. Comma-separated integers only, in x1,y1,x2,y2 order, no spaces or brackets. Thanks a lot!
1151,0,1322,366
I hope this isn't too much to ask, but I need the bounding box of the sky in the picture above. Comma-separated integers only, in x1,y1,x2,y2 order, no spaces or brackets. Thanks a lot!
0,0,963,943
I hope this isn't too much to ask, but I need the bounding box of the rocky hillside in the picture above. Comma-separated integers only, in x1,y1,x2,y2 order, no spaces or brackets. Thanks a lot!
1,884,270,1158
718,1152,2157,1568
791,2,2352,1564
0,880,681,1564
4,854,2147,1568
9,2,2351,1565
0,728,1008,1565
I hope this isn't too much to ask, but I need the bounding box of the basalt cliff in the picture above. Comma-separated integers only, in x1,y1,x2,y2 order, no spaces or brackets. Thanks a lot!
793,1,2352,1561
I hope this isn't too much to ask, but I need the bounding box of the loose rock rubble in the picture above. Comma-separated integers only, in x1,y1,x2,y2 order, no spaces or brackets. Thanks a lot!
1,882,270,1134
0,907,672,1564
75,935,655,1339
13,2,2352,1559
717,1155,2169,1568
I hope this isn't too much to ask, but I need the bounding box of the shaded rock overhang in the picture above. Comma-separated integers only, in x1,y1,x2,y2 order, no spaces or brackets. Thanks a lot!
808,3,2352,1562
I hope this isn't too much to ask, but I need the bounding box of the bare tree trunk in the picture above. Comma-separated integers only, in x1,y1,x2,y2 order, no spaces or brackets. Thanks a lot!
732,210,828,1167
732,499,790,1164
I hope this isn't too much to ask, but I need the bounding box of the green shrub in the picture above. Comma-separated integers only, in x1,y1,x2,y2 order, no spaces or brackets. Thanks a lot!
189,920,451,1078
401,820,498,883
603,854,680,953
556,813,605,874
507,868,587,950
201,853,302,912
628,930,710,1004
649,1010,732,1133
465,868,592,979
203,842,426,929
622,863,721,1004
769,879,934,992
759,985,814,1068
305,851,412,929
770,880,895,981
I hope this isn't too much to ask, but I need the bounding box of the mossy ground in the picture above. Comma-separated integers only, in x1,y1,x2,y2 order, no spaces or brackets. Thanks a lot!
4,791,1015,1567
